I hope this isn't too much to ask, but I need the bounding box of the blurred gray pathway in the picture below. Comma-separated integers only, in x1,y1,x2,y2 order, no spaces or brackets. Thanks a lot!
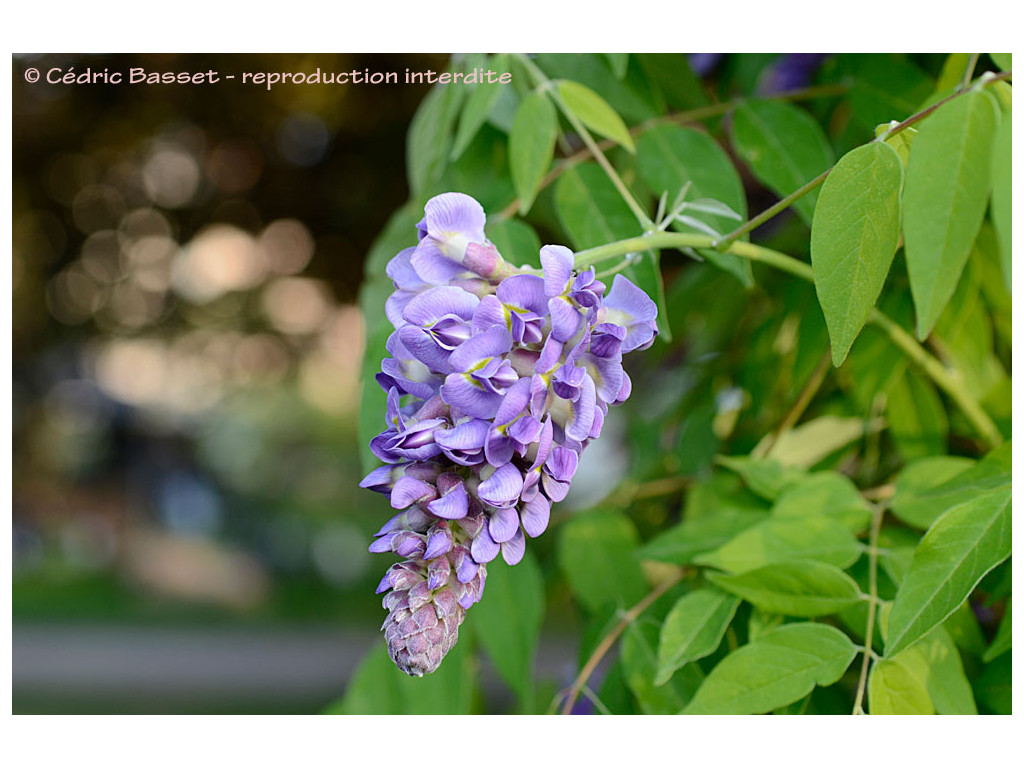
12,623,578,713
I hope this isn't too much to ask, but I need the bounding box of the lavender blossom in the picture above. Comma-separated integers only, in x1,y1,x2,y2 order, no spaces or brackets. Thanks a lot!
362,192,658,676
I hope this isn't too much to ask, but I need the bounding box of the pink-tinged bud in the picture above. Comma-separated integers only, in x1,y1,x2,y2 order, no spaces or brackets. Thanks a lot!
380,563,484,677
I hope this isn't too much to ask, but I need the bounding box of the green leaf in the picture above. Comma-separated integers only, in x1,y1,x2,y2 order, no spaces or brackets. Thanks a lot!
847,54,934,130
935,54,973,95
469,552,544,703
557,79,636,153
555,162,638,250
885,367,949,461
696,517,862,574
868,656,934,714
709,561,864,617
730,99,835,224
870,626,976,715
682,623,857,714
760,415,880,469
407,81,465,197
772,472,873,533
635,124,752,286
639,508,768,565
885,485,1012,657
557,508,649,613
889,455,976,530
715,456,807,501
508,90,558,214
451,53,509,160
982,599,1011,663
975,653,1011,714
655,588,740,685
810,141,903,365
989,53,1012,70
486,217,542,270
891,442,1009,531
990,112,1011,292
624,618,704,713
635,54,710,113
329,630,476,714
903,87,1000,338
603,52,629,80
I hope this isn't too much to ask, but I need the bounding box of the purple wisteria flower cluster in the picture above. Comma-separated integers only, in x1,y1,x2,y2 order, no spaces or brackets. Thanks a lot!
361,192,658,676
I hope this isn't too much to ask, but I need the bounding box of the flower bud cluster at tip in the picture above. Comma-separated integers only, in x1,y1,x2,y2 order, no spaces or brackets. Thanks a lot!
361,192,658,676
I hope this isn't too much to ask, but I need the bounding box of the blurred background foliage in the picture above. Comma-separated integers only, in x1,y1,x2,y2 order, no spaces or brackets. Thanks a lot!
12,52,450,712
11,52,1011,715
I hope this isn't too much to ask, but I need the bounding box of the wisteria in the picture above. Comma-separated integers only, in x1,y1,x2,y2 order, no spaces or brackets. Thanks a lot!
361,192,658,676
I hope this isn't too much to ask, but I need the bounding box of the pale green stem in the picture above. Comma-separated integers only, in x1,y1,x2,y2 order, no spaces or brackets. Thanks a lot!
867,310,1003,449
513,54,655,231
572,232,1001,449
961,53,981,89
713,168,831,251
853,503,884,715
556,569,684,715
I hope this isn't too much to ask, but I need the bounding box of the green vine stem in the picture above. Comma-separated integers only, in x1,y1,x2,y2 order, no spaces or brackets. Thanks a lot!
513,53,655,231
554,568,685,715
495,82,851,223
713,69,1014,249
573,232,1003,450
852,503,885,715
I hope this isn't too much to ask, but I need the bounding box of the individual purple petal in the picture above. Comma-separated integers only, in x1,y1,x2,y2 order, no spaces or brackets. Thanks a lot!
427,556,452,591
422,192,487,244
471,526,500,563
542,474,571,502
373,511,406,537
394,531,426,558
540,244,574,297
590,403,605,440
582,354,624,404
492,376,532,425
488,506,520,544
602,274,659,352
427,480,469,519
448,325,513,372
485,428,515,468
501,528,526,565
520,494,550,538
452,546,479,583
497,274,548,314
564,373,596,442
410,245,471,285
614,369,632,405
424,524,454,560
402,286,479,327
529,374,551,419
390,476,437,510
435,418,489,465
546,445,580,482
507,414,542,447
386,247,428,292
473,356,518,393
440,373,504,420
375,574,393,594
548,296,582,343
477,463,525,508
359,464,403,494
588,322,626,359
369,532,397,554
536,336,563,376
471,295,508,335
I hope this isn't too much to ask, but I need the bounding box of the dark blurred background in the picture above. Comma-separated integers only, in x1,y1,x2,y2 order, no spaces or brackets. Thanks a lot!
11,52,453,713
